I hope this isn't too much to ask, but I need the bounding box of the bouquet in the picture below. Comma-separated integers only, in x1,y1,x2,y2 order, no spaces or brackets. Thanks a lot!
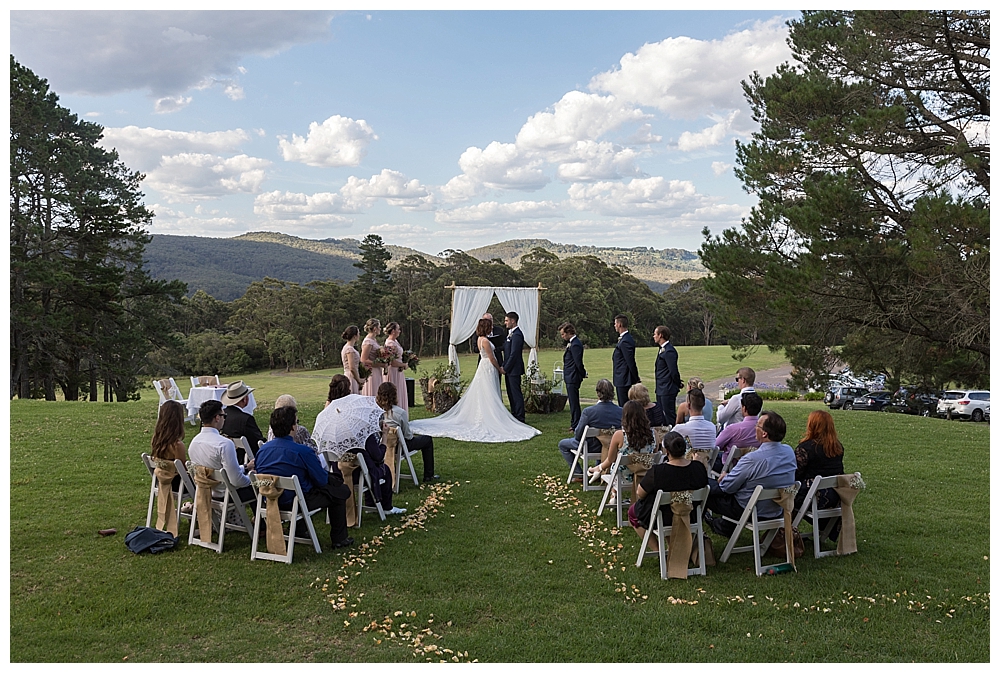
373,345,395,374
358,362,372,380
403,349,420,372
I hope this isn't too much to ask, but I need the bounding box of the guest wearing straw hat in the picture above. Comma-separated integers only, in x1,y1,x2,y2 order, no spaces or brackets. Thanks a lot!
220,380,264,465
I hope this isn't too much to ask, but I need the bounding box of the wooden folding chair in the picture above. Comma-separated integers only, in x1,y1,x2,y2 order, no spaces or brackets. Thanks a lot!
188,465,255,553
792,473,862,558
249,474,323,564
718,482,801,576
635,485,710,579
597,451,663,528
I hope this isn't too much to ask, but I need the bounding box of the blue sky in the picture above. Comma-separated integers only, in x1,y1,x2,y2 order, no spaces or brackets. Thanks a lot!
11,9,799,253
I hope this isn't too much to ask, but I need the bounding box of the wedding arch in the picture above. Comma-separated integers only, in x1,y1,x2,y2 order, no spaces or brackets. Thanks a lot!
444,284,544,376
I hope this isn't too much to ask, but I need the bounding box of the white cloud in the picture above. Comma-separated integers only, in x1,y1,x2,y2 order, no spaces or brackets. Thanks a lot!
254,190,357,223
100,126,252,171
623,123,662,145
154,95,193,114
435,200,562,225
278,115,378,167
84,111,101,118
567,177,714,217
147,203,243,236
10,10,334,99
712,161,733,176
677,110,744,151
145,153,270,201
452,142,549,193
555,141,641,182
341,169,436,211
514,91,647,152
589,18,790,119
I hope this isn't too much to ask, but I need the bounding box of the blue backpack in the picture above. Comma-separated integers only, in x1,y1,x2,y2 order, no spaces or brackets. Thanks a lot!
124,526,179,554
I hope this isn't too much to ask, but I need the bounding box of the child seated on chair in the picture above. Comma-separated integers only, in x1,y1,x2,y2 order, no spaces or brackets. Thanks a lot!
628,432,708,552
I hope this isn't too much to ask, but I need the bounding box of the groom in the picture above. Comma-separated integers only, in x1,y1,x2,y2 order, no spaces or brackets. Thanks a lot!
500,312,526,423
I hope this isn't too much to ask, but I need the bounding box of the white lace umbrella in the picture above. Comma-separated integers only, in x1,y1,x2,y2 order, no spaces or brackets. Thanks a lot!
312,394,384,460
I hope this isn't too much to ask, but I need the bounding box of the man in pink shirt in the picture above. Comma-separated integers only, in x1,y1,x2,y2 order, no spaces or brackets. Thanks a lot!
714,392,764,468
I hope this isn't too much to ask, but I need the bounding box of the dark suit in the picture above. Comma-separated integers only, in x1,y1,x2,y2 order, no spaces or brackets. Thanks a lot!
503,326,526,422
654,341,682,426
612,331,641,406
558,400,622,473
221,404,265,464
562,335,586,430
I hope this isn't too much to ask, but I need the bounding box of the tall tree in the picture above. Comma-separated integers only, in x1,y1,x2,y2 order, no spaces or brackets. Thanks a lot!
352,234,393,316
700,10,989,385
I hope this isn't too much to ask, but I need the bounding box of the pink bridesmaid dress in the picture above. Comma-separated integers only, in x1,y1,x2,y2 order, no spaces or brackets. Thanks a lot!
360,335,384,397
341,342,361,395
385,337,409,410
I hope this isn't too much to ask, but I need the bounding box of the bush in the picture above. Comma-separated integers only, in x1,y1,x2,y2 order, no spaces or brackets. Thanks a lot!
803,391,825,401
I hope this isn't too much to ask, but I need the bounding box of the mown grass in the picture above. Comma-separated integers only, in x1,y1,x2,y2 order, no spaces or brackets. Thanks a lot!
9,361,990,662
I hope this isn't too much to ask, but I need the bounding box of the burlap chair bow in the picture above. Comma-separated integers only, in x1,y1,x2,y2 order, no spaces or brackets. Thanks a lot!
191,465,221,544
382,425,399,488
159,378,176,399
771,484,800,571
152,458,179,536
597,428,616,465
197,376,217,386
667,491,694,579
338,452,360,527
252,474,287,555
833,472,865,555
686,448,713,474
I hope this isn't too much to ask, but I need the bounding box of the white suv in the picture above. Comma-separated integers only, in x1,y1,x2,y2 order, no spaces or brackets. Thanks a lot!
937,390,990,421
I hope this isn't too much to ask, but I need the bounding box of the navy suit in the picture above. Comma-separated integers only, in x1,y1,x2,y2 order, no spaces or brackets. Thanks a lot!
562,336,586,430
654,341,682,426
612,331,641,406
503,326,526,422
558,400,623,474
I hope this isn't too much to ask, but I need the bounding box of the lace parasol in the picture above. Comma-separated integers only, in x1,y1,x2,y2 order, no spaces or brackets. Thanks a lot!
312,394,384,460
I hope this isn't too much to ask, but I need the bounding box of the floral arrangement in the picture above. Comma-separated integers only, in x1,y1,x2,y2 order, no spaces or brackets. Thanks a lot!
358,362,372,380
373,345,395,372
402,349,420,372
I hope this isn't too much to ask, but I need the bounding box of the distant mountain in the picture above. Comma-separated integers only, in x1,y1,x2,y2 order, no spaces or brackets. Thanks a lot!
144,232,706,301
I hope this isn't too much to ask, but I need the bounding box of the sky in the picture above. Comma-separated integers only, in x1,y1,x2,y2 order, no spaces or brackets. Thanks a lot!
10,9,801,254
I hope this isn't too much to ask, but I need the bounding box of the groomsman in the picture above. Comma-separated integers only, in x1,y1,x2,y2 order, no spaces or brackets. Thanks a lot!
500,312,526,423
559,322,586,432
611,314,640,406
652,325,682,426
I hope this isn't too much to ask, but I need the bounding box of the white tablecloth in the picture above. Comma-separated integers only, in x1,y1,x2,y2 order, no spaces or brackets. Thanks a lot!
186,386,257,420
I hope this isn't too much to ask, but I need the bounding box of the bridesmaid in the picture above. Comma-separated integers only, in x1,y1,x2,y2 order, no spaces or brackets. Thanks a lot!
341,325,363,395
360,318,384,397
383,321,409,410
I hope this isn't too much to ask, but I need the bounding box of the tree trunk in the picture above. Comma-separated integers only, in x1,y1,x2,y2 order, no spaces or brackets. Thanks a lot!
44,374,56,401
89,365,98,401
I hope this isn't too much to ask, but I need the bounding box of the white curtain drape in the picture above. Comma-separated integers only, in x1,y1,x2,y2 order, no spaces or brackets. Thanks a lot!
494,287,540,371
447,287,496,376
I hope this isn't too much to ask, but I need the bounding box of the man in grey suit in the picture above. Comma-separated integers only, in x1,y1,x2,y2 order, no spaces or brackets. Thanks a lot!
557,379,622,481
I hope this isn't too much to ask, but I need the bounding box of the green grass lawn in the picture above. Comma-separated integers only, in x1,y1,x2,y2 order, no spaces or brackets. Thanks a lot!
10,363,990,662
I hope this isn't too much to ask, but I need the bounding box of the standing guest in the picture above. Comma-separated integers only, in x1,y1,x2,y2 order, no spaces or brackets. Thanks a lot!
376,382,438,483
255,405,354,549
717,367,756,429
341,325,364,395
612,314,641,406
793,410,846,513
714,392,763,467
220,381,264,465
671,389,717,449
360,318,385,397
628,431,709,552
188,400,255,502
629,383,665,428
558,379,622,481
587,400,656,494
705,410,796,537
676,377,714,425
266,394,318,452
383,322,409,410
652,325,682,425
559,322,586,432
150,400,188,492
500,312,526,423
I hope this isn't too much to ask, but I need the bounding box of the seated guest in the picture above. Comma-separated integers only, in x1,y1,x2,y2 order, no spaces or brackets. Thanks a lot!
705,410,796,537
717,367,755,429
675,377,714,425
587,400,657,491
628,431,709,551
671,389,717,449
266,394,318,452
255,405,354,549
714,391,763,468
188,400,254,503
794,410,846,514
629,383,665,428
557,379,623,482
375,382,438,483
150,400,188,491
220,380,265,464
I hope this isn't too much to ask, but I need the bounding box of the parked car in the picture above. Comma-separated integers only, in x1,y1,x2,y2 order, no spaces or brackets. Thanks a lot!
882,389,942,417
849,392,892,411
937,390,991,421
824,386,870,410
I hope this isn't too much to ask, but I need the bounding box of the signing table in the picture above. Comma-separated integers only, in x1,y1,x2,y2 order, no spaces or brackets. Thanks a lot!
186,385,257,420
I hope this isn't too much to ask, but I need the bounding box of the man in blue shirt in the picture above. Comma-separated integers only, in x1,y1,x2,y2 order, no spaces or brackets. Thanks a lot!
255,406,354,549
558,379,622,481
705,410,796,537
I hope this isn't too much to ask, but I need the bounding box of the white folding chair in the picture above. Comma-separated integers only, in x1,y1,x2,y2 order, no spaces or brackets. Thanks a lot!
719,482,801,576
567,426,617,491
187,465,256,553
792,473,858,559
249,474,323,564
142,453,186,530
720,445,756,474
226,435,255,467
597,451,663,528
190,375,220,388
386,427,419,492
653,425,672,448
174,459,197,525
325,450,386,527
688,447,721,479
635,485,710,579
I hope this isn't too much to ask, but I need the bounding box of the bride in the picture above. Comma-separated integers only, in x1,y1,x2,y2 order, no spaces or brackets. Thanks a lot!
410,318,541,443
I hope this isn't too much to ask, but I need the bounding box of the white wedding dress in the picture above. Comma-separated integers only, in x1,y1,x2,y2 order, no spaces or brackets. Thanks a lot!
410,340,541,443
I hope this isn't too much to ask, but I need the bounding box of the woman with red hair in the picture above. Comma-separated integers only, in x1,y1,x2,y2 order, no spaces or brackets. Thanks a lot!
794,409,846,511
